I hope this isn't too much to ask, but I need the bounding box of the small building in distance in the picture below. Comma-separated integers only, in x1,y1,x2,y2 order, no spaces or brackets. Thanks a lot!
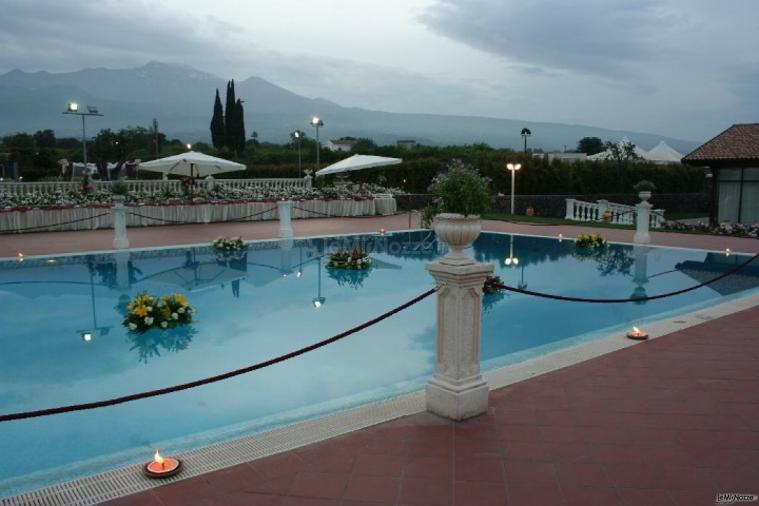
325,137,357,152
682,123,759,225
534,152,588,163
396,139,418,150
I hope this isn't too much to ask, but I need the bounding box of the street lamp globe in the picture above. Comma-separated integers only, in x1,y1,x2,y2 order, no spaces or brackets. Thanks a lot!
68,102,79,112
310,116,323,127
186,143,192,151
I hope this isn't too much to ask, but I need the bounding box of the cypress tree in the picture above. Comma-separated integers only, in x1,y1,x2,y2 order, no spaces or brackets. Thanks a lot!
224,80,237,151
210,89,225,150
234,99,246,153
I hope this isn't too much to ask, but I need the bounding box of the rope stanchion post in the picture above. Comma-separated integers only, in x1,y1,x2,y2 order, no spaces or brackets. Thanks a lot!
425,222,493,421
112,196,130,249
634,195,652,244
277,199,293,238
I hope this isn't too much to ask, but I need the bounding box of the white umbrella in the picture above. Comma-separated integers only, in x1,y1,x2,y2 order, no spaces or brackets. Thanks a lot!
315,154,402,177
138,151,245,178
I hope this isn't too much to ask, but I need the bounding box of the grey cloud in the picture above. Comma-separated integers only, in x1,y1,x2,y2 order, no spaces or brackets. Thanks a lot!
419,0,677,76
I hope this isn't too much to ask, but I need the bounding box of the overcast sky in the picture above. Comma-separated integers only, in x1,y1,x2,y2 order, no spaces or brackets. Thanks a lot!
1,0,757,141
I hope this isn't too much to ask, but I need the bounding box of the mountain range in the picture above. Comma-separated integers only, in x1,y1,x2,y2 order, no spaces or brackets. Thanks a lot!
0,62,699,153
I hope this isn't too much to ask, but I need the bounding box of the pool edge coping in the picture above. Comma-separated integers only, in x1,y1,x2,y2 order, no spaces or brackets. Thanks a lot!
3,290,758,506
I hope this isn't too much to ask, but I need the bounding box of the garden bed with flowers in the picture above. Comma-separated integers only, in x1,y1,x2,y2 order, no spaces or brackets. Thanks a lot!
661,220,758,239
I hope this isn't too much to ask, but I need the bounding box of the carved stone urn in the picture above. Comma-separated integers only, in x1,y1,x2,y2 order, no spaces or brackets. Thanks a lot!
433,213,481,266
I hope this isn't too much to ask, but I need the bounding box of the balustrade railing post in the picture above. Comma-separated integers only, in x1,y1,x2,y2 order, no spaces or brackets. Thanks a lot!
564,198,574,220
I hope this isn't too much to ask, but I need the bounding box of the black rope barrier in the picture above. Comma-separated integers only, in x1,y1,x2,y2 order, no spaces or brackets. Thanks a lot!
0,287,437,422
291,204,405,220
493,252,758,303
127,205,278,225
226,206,279,222
126,211,187,224
0,212,112,234
292,205,332,218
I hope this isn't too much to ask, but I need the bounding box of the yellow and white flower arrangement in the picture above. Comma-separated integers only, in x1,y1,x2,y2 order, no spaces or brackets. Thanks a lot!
211,236,246,251
123,291,194,332
326,248,372,270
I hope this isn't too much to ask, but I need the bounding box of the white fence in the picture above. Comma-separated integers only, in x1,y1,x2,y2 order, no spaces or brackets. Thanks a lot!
565,198,665,228
0,178,311,195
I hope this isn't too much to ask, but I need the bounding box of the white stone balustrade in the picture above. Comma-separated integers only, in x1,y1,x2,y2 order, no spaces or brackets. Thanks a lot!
0,178,310,196
564,198,664,228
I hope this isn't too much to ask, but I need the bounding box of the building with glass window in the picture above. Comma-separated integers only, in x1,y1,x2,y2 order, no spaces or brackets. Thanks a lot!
682,124,759,225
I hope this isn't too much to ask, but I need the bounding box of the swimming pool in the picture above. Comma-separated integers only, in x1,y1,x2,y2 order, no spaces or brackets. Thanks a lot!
0,231,757,497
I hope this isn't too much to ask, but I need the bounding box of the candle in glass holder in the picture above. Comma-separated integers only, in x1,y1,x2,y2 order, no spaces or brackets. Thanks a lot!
626,326,649,340
144,450,182,478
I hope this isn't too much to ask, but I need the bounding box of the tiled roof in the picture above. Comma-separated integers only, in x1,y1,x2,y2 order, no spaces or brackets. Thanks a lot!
683,123,759,164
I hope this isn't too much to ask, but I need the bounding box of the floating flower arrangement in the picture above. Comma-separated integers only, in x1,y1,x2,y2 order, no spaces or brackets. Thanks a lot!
483,275,506,294
124,291,194,332
574,233,608,250
482,275,507,312
326,248,372,270
211,236,246,251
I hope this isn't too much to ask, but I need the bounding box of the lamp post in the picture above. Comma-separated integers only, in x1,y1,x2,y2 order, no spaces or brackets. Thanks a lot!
506,163,521,214
520,127,532,153
310,116,323,170
293,130,303,177
63,103,103,168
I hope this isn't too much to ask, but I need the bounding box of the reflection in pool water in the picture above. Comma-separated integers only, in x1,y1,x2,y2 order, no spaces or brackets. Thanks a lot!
0,231,757,497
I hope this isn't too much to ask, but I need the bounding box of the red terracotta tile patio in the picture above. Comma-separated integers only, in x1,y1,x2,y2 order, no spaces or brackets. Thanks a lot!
101,305,759,505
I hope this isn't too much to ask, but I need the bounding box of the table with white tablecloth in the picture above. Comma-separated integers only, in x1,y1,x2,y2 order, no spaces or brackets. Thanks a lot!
0,197,396,233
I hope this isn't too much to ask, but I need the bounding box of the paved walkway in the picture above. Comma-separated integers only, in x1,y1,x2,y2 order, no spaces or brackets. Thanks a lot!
2,214,757,258
104,307,759,506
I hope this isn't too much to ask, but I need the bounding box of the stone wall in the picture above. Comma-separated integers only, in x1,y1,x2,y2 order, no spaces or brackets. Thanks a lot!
395,193,710,217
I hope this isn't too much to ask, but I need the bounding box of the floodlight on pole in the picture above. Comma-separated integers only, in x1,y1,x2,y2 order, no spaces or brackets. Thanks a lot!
520,127,532,153
292,130,303,177
63,102,103,169
506,163,521,214
310,116,324,170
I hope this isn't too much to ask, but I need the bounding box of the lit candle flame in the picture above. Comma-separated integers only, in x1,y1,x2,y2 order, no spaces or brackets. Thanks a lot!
154,451,164,466
17,252,24,261
558,233,563,242
632,326,640,334
725,248,731,256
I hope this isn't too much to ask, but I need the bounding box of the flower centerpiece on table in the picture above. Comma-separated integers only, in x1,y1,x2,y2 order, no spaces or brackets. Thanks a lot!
327,248,372,270
123,291,195,332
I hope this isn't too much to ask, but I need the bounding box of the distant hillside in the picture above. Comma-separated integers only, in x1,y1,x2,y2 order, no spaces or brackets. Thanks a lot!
0,62,699,153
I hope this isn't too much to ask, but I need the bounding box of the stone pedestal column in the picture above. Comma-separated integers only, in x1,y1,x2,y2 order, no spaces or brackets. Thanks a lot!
114,251,131,291
426,251,492,421
112,195,130,250
564,198,575,220
278,200,294,239
634,200,652,244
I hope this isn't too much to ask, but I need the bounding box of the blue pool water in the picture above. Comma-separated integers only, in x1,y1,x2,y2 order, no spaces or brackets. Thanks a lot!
0,231,757,496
